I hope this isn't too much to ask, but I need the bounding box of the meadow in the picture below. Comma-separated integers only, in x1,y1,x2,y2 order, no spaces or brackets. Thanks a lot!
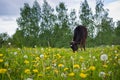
0,45,120,80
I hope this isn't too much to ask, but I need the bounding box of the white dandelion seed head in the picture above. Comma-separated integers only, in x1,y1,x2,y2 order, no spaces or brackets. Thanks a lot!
70,56,74,60
4,61,9,66
114,50,117,53
95,59,98,61
93,56,96,59
24,55,28,59
89,54,92,58
41,48,44,51
81,63,86,70
8,42,11,45
118,59,120,64
99,71,105,78
112,45,114,47
100,54,108,61
53,63,56,67
61,73,67,77
18,48,21,50
14,52,17,55
40,54,44,58
26,78,33,80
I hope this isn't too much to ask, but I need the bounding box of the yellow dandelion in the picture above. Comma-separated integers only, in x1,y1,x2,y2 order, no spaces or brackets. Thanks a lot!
73,64,80,68
24,60,29,64
103,64,108,68
44,54,48,59
32,60,37,63
68,72,75,77
89,66,96,71
80,56,84,62
0,54,3,57
38,73,43,77
79,73,87,78
0,59,3,62
57,54,62,59
35,57,40,61
24,69,31,74
58,64,64,67
52,60,57,63
46,67,51,70
54,69,59,74
0,68,7,74
33,69,38,73
64,68,69,71
115,54,119,57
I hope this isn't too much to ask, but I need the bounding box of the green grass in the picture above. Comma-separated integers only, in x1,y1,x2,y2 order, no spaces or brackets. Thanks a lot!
0,45,120,80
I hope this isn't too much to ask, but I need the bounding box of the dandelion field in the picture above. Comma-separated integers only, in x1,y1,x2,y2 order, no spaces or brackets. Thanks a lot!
0,45,120,80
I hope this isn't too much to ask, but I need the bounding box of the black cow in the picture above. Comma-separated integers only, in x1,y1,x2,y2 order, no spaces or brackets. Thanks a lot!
70,25,87,52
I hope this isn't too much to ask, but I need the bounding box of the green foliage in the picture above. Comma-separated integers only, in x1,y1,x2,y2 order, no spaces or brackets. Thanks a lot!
114,21,120,45
0,33,9,47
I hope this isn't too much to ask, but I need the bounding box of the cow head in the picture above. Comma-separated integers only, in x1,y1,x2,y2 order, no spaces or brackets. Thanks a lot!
70,41,78,52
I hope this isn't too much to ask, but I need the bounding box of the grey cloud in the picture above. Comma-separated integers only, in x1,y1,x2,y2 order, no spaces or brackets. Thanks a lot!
0,0,34,16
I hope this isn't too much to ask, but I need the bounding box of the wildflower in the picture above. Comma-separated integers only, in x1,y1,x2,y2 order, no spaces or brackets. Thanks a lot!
100,54,108,61
4,61,9,67
40,54,44,58
35,57,40,61
70,56,74,60
68,72,75,77
79,73,87,78
33,69,38,73
80,56,84,62
46,67,51,70
61,72,67,77
89,66,96,71
93,56,96,59
118,59,120,64
0,59,3,62
24,69,31,74
115,54,119,57
14,52,17,55
0,54,3,57
115,50,117,53
44,54,48,59
17,48,21,50
24,55,28,59
24,60,29,64
54,69,58,74
0,68,7,74
81,63,86,70
102,64,108,68
64,68,69,71
58,64,64,67
26,78,33,80
8,42,11,45
52,63,57,67
57,54,61,59
99,71,105,78
73,64,80,68
38,73,43,77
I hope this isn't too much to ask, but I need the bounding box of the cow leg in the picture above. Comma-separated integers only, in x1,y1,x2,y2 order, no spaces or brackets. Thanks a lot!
80,40,83,51
83,39,86,51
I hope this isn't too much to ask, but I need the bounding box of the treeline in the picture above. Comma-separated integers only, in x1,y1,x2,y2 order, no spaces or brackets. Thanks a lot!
0,0,120,48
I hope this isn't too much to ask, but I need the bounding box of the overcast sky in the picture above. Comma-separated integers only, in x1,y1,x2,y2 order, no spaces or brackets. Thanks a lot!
0,0,120,36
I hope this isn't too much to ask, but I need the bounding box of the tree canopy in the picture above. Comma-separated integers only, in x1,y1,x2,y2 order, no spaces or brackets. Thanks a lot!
1,0,120,48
